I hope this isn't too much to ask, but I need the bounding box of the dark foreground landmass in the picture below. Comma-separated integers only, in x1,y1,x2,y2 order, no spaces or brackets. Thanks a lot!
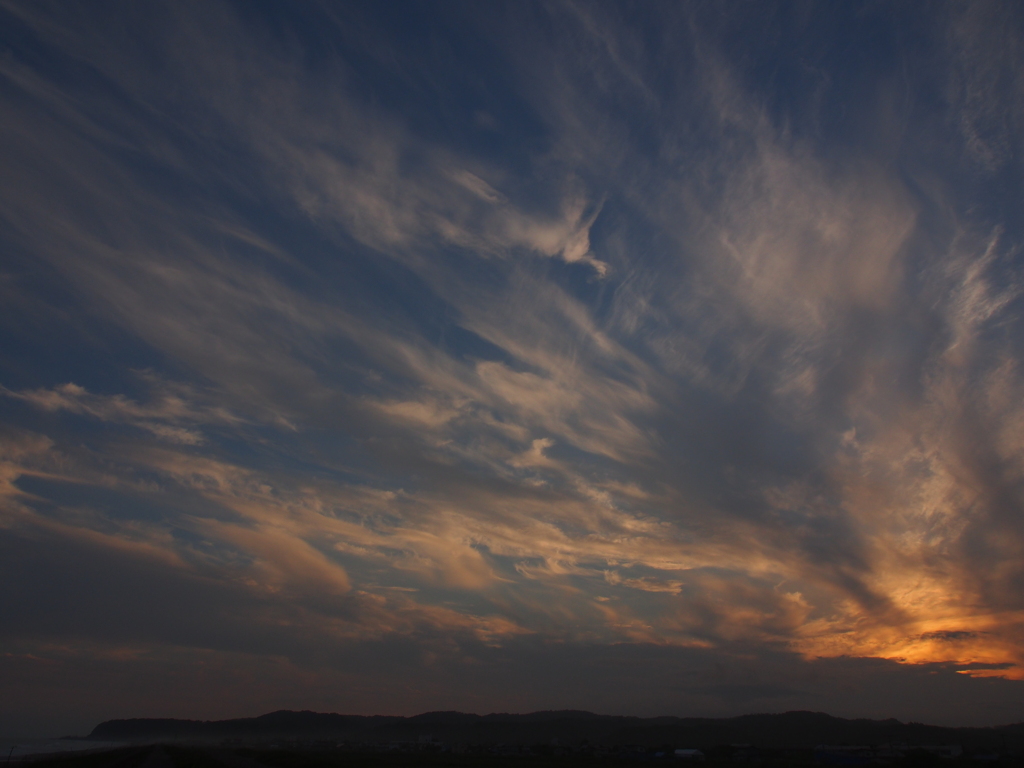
17,741,1024,768
21,711,1019,766
85,710,1024,754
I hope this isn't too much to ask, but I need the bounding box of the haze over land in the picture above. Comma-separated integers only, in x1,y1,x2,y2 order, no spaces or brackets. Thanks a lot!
2,0,1024,738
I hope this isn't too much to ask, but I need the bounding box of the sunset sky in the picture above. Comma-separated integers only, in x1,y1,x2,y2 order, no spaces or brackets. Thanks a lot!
3,1,1024,737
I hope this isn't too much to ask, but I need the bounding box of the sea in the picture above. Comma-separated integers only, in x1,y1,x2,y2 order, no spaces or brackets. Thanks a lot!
0,739,125,761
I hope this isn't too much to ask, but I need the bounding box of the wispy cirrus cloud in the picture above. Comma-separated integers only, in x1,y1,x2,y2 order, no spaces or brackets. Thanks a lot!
2,0,1024,734
2,378,242,444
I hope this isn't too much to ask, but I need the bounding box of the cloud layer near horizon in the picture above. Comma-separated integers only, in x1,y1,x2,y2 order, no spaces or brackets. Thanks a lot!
2,0,1024,735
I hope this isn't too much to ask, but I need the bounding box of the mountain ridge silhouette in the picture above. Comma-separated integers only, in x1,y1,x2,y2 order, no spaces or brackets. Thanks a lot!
87,709,1024,751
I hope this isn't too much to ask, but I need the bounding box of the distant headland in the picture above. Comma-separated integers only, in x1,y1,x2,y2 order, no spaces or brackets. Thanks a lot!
86,709,1024,755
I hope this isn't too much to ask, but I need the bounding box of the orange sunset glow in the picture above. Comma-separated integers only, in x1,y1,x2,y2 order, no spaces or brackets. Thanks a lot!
2,0,1024,740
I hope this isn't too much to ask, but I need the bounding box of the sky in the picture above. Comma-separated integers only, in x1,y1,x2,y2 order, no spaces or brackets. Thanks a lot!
2,0,1024,737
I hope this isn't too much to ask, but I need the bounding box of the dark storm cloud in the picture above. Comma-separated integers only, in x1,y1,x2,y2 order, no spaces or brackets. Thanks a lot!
2,0,1024,735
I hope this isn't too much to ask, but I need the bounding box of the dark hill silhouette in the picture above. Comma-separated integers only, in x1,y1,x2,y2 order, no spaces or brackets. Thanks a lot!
86,710,1024,752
